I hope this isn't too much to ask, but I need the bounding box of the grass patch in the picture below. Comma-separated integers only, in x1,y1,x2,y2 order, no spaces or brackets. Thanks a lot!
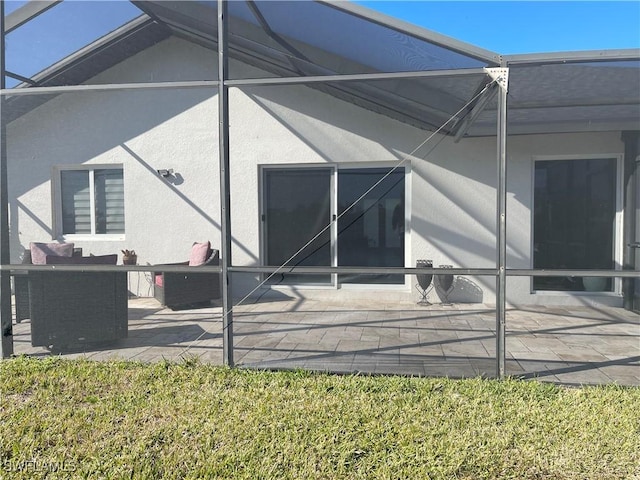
1,356,639,479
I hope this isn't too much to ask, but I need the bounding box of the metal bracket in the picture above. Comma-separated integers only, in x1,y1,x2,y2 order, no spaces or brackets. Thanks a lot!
484,67,509,92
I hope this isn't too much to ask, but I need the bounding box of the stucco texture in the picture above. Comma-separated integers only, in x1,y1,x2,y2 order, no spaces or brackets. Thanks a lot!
7,37,626,306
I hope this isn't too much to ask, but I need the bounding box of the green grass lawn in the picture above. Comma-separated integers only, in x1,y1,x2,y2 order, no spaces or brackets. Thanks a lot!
1,357,639,479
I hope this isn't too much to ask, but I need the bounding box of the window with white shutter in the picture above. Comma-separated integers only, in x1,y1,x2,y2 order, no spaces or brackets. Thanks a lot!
58,166,124,237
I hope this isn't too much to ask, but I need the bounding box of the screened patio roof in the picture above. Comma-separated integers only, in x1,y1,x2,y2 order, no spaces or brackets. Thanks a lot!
3,0,640,137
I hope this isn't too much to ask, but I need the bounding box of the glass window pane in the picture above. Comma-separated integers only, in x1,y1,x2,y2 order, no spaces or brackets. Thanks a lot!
264,168,332,285
338,167,405,284
533,158,617,291
94,168,124,234
61,170,91,234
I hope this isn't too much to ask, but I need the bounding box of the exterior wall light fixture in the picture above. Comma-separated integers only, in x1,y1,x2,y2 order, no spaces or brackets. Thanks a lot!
157,169,174,178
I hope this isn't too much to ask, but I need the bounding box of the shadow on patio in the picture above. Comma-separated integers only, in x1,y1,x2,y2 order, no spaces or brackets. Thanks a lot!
11,294,640,386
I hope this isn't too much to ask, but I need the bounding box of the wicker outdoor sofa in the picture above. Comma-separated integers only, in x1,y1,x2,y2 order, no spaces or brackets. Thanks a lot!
153,246,221,310
15,245,128,350
14,246,84,323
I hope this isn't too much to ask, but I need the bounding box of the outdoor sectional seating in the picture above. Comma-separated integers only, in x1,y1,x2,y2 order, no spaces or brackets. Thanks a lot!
14,244,83,323
29,270,128,349
14,243,128,349
153,243,221,310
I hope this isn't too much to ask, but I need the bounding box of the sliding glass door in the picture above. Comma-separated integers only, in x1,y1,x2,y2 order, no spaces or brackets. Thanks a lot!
338,168,405,284
263,166,405,286
263,168,333,285
533,157,618,292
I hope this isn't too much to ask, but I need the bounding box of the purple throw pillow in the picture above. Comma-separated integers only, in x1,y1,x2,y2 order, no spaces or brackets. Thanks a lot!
30,242,74,265
189,241,211,266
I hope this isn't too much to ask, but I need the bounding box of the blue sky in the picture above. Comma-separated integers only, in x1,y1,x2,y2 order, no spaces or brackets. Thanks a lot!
355,1,640,54
5,1,141,85
3,0,639,87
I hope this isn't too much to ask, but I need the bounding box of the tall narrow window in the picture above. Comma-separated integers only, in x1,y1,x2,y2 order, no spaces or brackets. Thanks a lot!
60,167,125,236
533,158,617,291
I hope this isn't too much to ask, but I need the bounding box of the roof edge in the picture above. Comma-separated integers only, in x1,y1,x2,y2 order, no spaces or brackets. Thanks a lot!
503,48,640,66
26,14,157,86
321,0,502,66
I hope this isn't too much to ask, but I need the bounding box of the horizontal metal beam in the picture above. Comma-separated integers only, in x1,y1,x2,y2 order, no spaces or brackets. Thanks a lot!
494,98,640,111
6,264,221,274
504,49,640,66
225,68,489,87
5,264,497,276
0,68,488,97
506,269,639,278
5,265,637,277
0,80,218,97
230,266,498,275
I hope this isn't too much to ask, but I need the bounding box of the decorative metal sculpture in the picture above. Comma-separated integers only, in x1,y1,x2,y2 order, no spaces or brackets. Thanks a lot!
415,259,433,305
436,264,455,305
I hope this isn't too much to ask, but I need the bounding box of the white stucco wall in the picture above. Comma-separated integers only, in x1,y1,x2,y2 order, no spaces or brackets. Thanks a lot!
7,36,627,306
8,38,222,296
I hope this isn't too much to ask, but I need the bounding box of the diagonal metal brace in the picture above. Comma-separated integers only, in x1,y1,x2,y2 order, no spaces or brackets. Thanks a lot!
453,81,499,142
484,67,509,92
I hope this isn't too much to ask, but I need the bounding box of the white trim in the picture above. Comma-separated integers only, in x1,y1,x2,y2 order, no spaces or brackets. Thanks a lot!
330,165,338,288
338,283,408,291
88,169,97,235
530,290,621,298
615,155,625,294
404,163,412,290
530,153,624,295
61,234,126,242
531,153,623,162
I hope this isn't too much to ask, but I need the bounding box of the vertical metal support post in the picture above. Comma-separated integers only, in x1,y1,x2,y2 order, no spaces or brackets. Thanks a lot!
621,131,639,311
495,71,508,379
218,0,233,366
0,2,13,358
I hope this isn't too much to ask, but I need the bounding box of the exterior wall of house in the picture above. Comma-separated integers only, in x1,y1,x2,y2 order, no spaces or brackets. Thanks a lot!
7,38,222,298
7,36,626,306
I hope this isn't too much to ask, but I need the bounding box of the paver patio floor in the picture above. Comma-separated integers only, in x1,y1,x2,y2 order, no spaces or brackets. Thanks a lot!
11,294,640,386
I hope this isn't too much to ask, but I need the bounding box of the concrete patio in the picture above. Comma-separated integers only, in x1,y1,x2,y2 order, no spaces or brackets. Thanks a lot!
11,294,640,386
